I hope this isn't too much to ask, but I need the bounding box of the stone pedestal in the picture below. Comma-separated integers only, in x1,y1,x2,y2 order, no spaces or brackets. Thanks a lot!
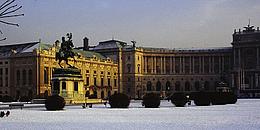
51,68,85,104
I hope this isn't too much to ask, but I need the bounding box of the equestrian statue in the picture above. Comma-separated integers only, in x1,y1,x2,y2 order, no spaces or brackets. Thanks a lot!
56,33,78,68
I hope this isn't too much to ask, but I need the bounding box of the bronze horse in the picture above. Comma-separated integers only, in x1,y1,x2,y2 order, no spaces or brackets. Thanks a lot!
55,33,79,68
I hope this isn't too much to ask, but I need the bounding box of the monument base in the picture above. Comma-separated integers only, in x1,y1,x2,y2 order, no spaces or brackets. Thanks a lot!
51,68,85,104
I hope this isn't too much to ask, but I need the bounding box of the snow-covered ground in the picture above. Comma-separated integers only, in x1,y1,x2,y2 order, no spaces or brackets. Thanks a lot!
1,99,260,130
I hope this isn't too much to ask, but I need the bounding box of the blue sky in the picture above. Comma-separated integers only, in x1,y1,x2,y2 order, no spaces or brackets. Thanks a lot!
1,0,260,48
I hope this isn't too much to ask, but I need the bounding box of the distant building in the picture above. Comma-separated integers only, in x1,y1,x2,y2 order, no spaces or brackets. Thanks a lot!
0,42,118,100
0,24,260,99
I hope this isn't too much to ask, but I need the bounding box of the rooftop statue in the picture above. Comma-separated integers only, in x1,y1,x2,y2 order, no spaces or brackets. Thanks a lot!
56,33,78,68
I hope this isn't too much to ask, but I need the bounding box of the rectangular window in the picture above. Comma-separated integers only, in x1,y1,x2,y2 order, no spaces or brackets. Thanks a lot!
5,77,8,87
0,77,2,87
101,78,104,86
114,79,117,87
108,78,111,87
62,82,66,90
44,67,48,84
74,82,78,91
5,68,8,75
86,77,89,86
94,77,97,86
0,68,2,75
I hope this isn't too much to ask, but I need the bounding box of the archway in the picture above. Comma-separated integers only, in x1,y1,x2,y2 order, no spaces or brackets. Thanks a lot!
175,81,180,91
146,81,152,91
166,81,171,91
185,81,190,91
156,81,161,91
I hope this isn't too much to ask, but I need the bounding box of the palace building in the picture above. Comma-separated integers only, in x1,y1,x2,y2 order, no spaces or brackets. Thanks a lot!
0,24,260,99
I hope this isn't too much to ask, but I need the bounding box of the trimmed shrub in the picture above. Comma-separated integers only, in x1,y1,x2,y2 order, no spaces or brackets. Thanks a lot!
193,92,211,106
170,92,188,107
226,93,237,104
45,95,65,111
142,93,160,108
20,96,30,102
210,92,232,105
0,95,13,102
109,93,130,108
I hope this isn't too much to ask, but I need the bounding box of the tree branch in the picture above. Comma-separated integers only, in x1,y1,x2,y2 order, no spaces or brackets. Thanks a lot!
1,5,22,16
0,14,24,18
0,0,15,11
0,4,17,15
0,20,19,26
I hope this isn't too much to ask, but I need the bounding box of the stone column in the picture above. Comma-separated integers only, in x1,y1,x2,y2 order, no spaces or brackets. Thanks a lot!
257,48,259,67
190,56,192,74
154,57,157,74
202,56,205,74
143,56,146,73
163,57,166,74
173,57,175,74
192,56,195,74
199,56,202,74
219,56,221,73
238,48,241,67
231,74,234,88
183,56,185,73
233,48,236,67
180,57,182,74
160,56,163,74
255,73,258,88
170,56,173,74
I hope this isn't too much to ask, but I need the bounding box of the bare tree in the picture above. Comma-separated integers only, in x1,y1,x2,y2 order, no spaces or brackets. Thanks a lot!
0,0,24,41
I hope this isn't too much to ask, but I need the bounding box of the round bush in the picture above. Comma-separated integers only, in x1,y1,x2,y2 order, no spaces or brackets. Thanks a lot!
142,93,160,108
210,92,229,105
20,96,30,102
109,93,130,108
170,92,188,107
193,92,211,106
1,95,13,102
226,92,237,104
45,95,65,111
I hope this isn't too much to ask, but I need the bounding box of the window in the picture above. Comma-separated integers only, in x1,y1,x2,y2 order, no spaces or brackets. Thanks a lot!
94,71,96,74
185,81,190,91
0,68,2,75
5,77,8,86
108,78,111,87
94,77,97,86
86,77,89,86
127,64,131,73
5,68,8,75
108,72,110,75
175,81,180,91
86,70,89,73
114,79,117,86
127,56,130,61
22,69,26,85
16,70,20,85
44,67,48,84
74,82,78,91
101,71,104,74
101,78,104,86
62,82,66,90
146,81,152,91
28,69,32,84
156,81,161,91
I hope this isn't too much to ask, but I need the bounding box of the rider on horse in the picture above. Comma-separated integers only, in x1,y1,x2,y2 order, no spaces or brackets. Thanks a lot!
56,33,77,68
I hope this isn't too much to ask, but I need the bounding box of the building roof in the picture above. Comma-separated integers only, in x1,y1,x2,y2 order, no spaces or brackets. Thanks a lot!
93,39,132,50
0,42,39,57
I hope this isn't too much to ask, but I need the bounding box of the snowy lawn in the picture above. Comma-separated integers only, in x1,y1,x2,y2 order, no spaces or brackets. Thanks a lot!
1,99,260,130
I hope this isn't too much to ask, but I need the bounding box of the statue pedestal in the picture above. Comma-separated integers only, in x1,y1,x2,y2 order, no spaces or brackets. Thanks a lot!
51,68,85,104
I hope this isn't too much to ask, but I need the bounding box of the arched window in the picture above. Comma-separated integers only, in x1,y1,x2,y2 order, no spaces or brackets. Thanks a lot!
156,81,161,91
185,81,190,91
166,81,171,91
204,81,209,91
146,81,152,91
175,81,180,91
22,70,26,85
101,91,104,99
107,91,111,98
195,81,200,91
